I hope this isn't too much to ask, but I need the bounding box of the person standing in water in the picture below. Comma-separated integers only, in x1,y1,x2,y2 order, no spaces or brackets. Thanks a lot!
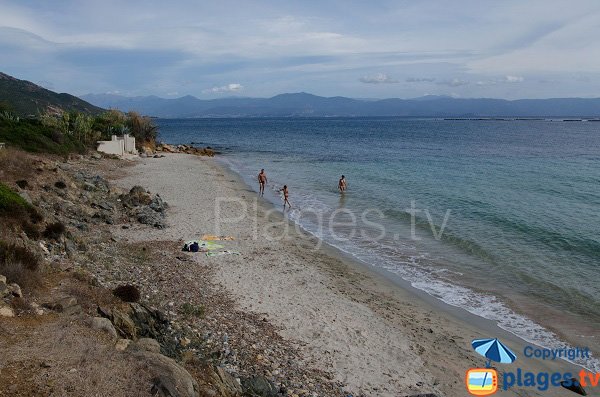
279,185,292,210
338,175,347,193
258,169,267,196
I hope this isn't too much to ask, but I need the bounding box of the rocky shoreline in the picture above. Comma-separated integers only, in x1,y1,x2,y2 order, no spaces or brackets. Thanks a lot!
0,151,350,397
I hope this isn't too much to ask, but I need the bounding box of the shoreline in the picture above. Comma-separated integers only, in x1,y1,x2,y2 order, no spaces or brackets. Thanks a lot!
114,153,587,396
216,154,600,374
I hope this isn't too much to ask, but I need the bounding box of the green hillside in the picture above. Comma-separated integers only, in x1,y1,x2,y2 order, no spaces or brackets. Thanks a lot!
0,72,103,117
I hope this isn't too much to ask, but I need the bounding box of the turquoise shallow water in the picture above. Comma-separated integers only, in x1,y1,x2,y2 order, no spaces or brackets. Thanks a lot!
157,117,600,368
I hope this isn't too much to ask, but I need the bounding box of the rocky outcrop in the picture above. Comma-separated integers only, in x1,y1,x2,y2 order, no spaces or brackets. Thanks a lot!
156,143,215,157
139,351,200,397
120,186,167,228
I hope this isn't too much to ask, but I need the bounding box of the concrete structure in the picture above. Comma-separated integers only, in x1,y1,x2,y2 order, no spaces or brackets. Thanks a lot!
96,134,136,157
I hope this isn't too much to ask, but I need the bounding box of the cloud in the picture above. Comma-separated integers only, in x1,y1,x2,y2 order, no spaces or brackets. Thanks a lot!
436,78,469,87
504,75,524,83
406,77,436,82
476,75,525,86
202,83,244,93
359,73,398,84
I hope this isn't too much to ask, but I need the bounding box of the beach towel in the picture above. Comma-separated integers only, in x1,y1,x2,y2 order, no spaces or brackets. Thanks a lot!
183,240,224,252
201,234,235,241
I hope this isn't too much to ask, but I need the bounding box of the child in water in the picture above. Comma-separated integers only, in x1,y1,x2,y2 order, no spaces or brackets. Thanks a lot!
279,185,292,210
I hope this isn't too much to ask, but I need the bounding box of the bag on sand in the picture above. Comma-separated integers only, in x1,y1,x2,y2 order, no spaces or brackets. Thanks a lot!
183,241,200,252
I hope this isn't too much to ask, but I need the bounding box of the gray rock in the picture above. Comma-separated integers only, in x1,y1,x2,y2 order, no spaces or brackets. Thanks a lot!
91,152,102,160
134,351,199,397
0,281,8,298
129,337,161,353
0,275,6,284
209,366,242,397
0,304,15,317
115,338,132,351
8,283,22,298
43,296,80,314
90,317,118,339
136,206,166,229
18,191,33,205
149,194,168,213
241,376,277,397
111,308,137,339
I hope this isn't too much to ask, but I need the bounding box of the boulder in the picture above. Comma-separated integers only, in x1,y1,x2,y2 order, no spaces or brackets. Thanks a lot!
0,280,8,298
149,194,168,213
134,351,199,397
241,376,278,397
90,317,118,339
209,366,242,397
0,275,6,283
136,206,166,229
128,337,161,353
111,308,137,339
44,296,79,313
0,304,15,317
8,283,22,298
115,338,132,351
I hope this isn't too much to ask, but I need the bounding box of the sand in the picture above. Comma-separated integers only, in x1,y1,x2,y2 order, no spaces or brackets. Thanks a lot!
114,153,586,397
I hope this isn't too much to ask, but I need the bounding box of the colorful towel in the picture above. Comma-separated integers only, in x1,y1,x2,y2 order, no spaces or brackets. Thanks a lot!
201,234,235,241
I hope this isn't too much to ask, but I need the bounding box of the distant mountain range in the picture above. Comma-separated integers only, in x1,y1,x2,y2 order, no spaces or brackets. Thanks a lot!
0,72,102,116
81,92,600,118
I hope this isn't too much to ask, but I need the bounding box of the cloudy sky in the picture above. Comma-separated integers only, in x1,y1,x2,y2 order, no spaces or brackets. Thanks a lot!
1,0,600,99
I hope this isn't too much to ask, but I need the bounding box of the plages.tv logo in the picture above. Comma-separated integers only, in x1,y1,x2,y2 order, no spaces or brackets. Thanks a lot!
466,338,517,396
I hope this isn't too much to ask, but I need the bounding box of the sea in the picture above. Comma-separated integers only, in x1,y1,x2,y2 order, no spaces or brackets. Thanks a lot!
156,117,600,370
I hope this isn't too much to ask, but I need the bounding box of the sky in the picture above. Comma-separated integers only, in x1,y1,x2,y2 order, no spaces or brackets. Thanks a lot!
1,0,600,99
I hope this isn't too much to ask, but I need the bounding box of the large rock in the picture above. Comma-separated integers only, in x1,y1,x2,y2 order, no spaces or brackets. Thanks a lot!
43,296,81,314
0,280,8,298
111,308,137,339
8,283,22,298
209,366,242,397
241,376,278,397
129,338,161,354
90,317,118,339
149,194,168,213
136,206,166,229
134,351,199,397
0,303,14,317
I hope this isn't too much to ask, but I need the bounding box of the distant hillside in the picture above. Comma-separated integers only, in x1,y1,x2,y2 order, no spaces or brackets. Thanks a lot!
0,72,103,117
81,92,600,118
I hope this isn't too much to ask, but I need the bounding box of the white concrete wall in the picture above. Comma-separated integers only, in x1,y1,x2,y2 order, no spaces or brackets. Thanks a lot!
123,134,136,154
97,137,124,156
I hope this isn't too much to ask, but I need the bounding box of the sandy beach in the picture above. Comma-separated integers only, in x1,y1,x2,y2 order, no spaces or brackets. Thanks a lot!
111,153,587,397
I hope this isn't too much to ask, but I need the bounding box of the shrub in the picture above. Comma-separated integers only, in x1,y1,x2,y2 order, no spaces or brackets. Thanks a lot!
54,181,67,189
0,182,30,214
42,222,65,240
16,180,28,189
22,222,41,239
0,242,41,289
180,303,205,318
0,242,40,271
112,284,141,303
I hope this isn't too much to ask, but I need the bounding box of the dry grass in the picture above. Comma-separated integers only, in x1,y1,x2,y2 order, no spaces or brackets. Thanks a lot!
0,315,154,397
0,148,43,184
0,242,42,290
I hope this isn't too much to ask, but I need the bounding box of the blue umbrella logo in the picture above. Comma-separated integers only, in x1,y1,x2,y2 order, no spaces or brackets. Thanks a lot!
472,338,517,368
